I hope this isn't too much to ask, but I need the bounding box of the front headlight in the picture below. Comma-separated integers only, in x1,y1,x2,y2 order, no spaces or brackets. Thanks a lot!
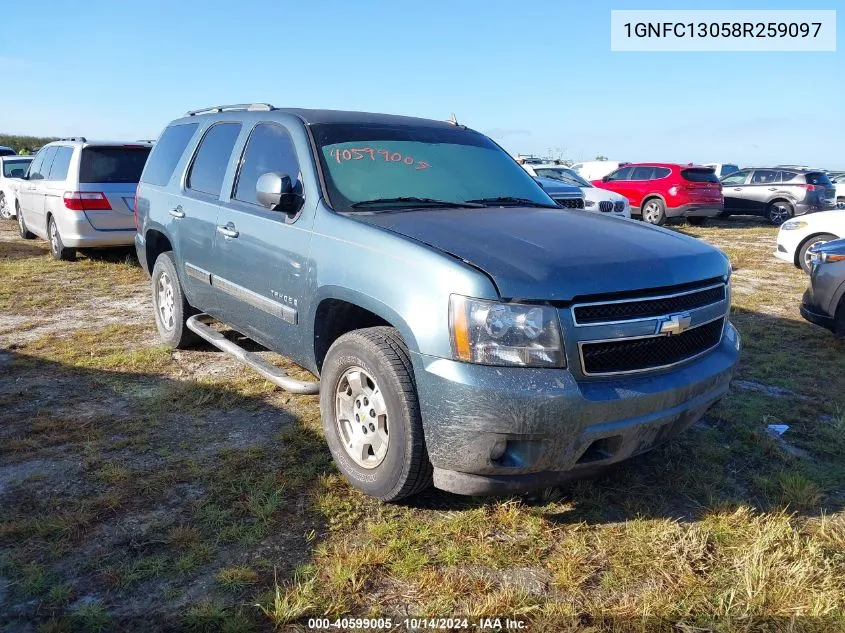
449,295,565,368
781,220,808,231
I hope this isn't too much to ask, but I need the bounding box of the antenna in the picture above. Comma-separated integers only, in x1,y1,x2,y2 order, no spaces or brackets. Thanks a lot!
447,113,459,126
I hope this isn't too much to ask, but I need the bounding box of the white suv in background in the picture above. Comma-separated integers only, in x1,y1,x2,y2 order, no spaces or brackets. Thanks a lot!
0,155,33,219
703,163,740,179
15,138,152,260
522,163,630,218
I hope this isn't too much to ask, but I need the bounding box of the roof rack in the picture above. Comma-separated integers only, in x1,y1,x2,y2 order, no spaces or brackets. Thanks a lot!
136,139,156,144
58,137,87,142
185,103,276,117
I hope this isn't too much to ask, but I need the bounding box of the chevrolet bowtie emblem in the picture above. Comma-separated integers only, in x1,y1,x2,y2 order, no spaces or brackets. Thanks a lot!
657,312,692,336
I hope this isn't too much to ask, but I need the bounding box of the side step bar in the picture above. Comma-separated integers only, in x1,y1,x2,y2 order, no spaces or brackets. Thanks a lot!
186,314,320,395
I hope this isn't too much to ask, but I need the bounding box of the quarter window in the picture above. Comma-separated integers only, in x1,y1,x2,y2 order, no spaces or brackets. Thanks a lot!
142,123,199,186
187,123,242,197
48,147,74,181
234,123,301,206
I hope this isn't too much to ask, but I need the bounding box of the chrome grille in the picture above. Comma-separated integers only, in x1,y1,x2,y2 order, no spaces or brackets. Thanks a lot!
573,284,726,325
599,201,613,213
580,318,724,375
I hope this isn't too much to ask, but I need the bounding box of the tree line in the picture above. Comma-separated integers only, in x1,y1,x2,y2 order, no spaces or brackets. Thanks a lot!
0,134,59,155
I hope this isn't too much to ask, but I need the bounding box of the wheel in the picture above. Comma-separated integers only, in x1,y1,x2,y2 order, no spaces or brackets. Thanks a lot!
766,200,793,226
798,233,837,273
687,217,707,226
17,203,34,239
48,217,76,261
641,198,666,225
0,193,10,220
151,251,198,349
320,326,432,501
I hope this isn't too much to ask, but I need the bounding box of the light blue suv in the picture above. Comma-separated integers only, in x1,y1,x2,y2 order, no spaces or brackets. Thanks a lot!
135,104,740,501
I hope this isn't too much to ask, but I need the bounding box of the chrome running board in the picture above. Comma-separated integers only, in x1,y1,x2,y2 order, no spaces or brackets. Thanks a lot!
186,314,320,395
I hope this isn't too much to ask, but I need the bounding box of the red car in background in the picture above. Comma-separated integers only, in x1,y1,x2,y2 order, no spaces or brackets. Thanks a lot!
592,163,723,226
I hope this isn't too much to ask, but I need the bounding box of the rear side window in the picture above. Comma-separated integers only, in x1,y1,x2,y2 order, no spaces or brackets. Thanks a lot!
652,167,671,178
48,147,74,181
681,168,719,183
720,164,739,177
777,171,798,183
805,172,833,186
234,123,300,206
141,123,199,186
631,166,655,180
2,159,31,178
80,146,151,184
751,169,778,184
35,147,58,181
187,123,242,197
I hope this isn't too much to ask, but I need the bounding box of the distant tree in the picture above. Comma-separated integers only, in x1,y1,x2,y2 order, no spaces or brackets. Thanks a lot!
595,155,608,161
0,133,59,154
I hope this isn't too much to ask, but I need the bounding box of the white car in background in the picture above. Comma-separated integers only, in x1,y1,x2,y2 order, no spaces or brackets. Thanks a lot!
522,163,631,218
0,155,32,219
775,209,845,272
703,163,740,179
830,172,845,207
569,160,628,182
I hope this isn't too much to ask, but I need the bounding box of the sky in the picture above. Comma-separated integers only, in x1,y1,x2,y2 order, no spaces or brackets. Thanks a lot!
1,0,842,167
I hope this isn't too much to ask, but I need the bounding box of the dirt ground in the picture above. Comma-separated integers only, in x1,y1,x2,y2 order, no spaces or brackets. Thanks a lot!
1,217,843,632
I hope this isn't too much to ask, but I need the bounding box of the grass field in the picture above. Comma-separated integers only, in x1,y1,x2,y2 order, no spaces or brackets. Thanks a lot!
1,217,843,632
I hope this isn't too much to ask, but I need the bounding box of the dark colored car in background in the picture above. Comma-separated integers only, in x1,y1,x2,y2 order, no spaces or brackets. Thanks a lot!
801,238,845,336
0,146,17,157
719,167,836,225
592,163,723,226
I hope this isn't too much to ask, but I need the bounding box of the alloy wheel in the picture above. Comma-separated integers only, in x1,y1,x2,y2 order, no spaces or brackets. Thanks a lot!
335,366,389,469
156,271,176,331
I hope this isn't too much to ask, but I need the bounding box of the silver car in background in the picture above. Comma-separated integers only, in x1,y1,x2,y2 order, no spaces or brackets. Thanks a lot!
15,138,151,260
0,155,33,219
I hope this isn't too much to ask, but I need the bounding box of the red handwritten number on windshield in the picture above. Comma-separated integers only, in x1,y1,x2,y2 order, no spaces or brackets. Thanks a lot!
330,148,430,170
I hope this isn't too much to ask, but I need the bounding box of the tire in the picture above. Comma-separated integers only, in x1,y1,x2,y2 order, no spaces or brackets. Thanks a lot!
0,193,10,220
798,233,837,273
687,217,707,226
151,251,198,349
17,203,34,239
48,216,76,261
320,326,432,501
766,200,793,226
641,198,666,225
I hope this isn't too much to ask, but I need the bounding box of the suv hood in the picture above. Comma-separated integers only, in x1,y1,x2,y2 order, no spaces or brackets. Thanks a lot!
355,207,729,301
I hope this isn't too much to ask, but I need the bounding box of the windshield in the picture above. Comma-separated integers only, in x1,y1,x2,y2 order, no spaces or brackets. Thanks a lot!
2,159,32,178
534,167,592,188
311,123,556,212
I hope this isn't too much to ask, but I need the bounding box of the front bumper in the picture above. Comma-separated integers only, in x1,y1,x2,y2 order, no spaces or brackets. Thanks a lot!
665,203,723,218
412,323,740,495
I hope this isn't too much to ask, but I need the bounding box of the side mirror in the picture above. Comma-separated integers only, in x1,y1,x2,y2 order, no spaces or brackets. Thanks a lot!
256,172,301,213
602,175,610,182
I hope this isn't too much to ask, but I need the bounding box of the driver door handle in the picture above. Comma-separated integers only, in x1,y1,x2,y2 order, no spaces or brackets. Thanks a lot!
768,187,777,191
169,206,185,219
216,223,239,239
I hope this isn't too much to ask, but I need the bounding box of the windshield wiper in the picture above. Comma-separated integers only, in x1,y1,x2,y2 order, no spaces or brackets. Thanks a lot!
349,197,484,210
464,197,559,208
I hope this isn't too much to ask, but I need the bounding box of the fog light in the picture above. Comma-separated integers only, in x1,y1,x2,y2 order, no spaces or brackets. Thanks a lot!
490,439,507,461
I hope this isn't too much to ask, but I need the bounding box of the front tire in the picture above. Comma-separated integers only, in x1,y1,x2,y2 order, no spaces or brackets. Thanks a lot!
48,217,76,261
798,233,837,273
151,251,198,349
320,327,432,501
767,200,793,226
17,203,34,239
641,198,666,225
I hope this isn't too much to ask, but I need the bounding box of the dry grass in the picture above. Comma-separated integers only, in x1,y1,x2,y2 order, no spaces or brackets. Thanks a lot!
1,217,844,631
